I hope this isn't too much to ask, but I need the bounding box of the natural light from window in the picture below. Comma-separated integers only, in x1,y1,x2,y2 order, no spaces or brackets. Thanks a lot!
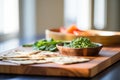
94,0,106,29
64,0,92,30
0,0,19,34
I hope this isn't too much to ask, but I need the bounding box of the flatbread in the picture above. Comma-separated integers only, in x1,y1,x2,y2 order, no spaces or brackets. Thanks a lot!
1,50,90,65
3,57,45,61
2,50,41,58
0,50,59,65
46,56,90,64
3,59,51,65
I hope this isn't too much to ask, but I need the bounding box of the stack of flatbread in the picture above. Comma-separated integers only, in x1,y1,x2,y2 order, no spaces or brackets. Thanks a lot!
0,49,90,65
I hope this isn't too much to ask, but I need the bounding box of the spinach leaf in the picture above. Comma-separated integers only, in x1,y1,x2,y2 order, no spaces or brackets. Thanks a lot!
33,38,62,52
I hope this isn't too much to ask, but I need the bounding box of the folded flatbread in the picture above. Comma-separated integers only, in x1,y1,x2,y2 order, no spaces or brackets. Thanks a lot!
2,50,41,58
3,59,51,65
1,49,90,65
46,56,90,64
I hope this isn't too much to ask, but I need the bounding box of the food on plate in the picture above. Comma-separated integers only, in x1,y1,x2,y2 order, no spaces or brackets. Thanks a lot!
1,50,58,59
66,25,81,33
73,30,92,36
63,37,98,48
22,38,62,52
0,50,59,65
57,37,103,56
33,38,62,52
3,59,51,65
46,56,90,64
2,50,41,58
2,37,100,64
59,25,92,36
0,49,90,65
3,56,89,65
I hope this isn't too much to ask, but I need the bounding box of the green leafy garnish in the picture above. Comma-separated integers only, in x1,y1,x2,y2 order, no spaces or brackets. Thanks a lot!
64,37,98,48
33,38,62,52
22,37,97,51
22,44,33,47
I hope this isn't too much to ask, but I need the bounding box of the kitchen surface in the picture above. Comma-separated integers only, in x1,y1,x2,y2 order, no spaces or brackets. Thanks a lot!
0,35,120,80
0,0,120,80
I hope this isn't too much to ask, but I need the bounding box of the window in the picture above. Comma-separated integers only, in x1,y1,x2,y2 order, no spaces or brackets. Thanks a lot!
0,0,19,40
64,0,108,30
64,0,77,28
64,0,93,30
94,0,106,29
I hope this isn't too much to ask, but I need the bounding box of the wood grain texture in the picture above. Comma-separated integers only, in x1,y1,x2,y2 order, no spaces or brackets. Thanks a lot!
0,46,120,77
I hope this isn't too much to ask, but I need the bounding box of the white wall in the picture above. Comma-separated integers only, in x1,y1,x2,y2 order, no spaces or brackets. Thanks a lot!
36,0,64,35
19,0,64,39
106,0,120,31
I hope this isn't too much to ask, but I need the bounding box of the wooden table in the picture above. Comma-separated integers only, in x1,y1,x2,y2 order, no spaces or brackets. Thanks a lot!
0,35,120,80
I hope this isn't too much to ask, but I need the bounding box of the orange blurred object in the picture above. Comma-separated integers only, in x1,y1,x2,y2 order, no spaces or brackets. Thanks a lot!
66,25,82,33
73,31,92,36
59,25,92,36
60,27,66,33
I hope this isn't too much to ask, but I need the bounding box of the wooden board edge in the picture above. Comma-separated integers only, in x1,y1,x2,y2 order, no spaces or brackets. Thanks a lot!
0,64,90,77
89,52,120,77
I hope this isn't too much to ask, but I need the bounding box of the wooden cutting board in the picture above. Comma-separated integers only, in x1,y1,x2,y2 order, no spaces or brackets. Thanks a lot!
0,46,120,77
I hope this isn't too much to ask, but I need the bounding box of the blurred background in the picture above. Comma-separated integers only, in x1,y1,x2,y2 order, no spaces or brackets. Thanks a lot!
0,0,120,51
